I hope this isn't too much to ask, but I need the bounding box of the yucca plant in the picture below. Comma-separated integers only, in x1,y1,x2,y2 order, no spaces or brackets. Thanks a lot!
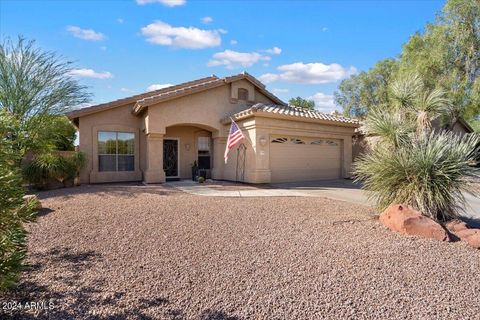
356,132,480,221
362,108,415,149
355,74,480,222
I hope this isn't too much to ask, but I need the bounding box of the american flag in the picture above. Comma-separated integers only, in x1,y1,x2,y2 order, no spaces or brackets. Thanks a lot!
224,119,245,163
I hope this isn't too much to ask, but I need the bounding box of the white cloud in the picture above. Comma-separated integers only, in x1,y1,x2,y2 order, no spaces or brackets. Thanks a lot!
308,92,337,113
136,0,186,6
100,46,107,51
272,88,289,94
208,50,270,69
257,73,279,83
117,18,124,24
259,62,357,84
141,21,223,49
120,88,135,93
264,46,282,55
146,83,174,92
322,27,328,32
68,68,113,79
66,26,105,41
201,16,213,24
230,39,237,45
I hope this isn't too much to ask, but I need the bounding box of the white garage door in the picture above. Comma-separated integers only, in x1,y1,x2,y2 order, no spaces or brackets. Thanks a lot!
270,136,342,183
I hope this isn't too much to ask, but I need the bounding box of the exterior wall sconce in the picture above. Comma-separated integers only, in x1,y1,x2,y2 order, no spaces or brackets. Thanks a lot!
185,144,191,151
259,137,267,146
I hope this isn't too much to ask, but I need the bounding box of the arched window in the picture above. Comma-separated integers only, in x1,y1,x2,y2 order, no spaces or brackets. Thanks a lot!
238,88,249,101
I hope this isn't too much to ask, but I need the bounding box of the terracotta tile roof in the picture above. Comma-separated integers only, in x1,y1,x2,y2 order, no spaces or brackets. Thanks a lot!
132,71,285,114
133,77,225,111
67,72,287,119
226,103,360,126
66,75,219,119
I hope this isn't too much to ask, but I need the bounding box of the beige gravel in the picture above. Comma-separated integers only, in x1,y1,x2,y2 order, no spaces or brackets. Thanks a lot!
2,183,480,319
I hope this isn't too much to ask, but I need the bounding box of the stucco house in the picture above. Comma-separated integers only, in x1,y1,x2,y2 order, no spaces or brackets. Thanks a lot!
67,72,359,184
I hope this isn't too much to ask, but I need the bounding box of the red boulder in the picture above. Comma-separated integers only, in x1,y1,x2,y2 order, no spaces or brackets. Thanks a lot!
445,220,480,249
380,204,450,242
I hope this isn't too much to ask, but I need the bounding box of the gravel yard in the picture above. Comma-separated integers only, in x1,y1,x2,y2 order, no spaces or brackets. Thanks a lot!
2,184,480,319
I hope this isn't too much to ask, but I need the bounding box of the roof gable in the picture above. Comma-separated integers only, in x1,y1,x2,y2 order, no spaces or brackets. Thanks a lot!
67,72,285,119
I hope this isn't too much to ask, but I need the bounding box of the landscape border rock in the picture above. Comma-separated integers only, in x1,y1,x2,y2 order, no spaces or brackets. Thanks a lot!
445,219,480,249
380,204,450,242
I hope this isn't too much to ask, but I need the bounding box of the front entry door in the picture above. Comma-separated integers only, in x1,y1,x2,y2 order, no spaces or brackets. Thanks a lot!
163,139,179,179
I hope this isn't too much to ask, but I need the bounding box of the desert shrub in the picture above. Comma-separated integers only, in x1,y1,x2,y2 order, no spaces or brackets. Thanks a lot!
23,151,87,189
355,132,480,221
67,151,87,179
354,75,480,222
0,109,37,290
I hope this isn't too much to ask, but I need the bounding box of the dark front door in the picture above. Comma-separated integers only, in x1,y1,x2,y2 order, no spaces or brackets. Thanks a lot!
163,139,179,178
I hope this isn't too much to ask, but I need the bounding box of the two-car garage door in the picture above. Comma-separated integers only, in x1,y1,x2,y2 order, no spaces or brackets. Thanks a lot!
270,136,342,183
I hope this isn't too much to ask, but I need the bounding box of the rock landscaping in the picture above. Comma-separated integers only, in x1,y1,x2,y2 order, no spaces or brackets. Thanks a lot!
380,204,480,249
445,219,480,249
2,184,480,319
379,204,450,242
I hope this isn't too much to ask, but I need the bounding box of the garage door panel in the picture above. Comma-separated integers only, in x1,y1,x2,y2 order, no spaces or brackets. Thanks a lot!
270,137,341,183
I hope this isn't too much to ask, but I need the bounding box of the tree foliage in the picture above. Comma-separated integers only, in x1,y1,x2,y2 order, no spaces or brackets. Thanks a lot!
0,37,89,289
335,0,479,124
0,37,89,156
398,0,480,121
288,96,315,110
334,59,399,119
0,109,37,290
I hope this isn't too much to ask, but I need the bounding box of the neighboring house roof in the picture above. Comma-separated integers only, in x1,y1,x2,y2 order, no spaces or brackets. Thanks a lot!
67,72,286,120
448,117,474,133
223,103,360,127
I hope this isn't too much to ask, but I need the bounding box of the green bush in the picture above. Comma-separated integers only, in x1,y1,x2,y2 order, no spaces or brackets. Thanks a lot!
23,151,87,189
197,176,205,184
37,115,77,151
0,109,37,290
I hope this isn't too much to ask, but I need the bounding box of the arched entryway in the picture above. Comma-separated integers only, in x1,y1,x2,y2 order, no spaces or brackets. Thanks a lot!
163,124,216,180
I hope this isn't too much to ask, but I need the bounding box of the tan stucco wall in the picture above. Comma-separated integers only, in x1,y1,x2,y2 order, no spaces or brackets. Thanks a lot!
230,79,254,101
77,104,143,183
214,116,356,183
76,80,356,184
145,84,249,135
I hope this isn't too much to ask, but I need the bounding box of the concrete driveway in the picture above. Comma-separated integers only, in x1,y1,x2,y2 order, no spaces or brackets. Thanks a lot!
168,179,368,204
169,179,479,222
270,179,369,206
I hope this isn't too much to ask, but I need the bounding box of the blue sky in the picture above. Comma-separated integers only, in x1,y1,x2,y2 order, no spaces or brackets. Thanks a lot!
1,0,444,112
